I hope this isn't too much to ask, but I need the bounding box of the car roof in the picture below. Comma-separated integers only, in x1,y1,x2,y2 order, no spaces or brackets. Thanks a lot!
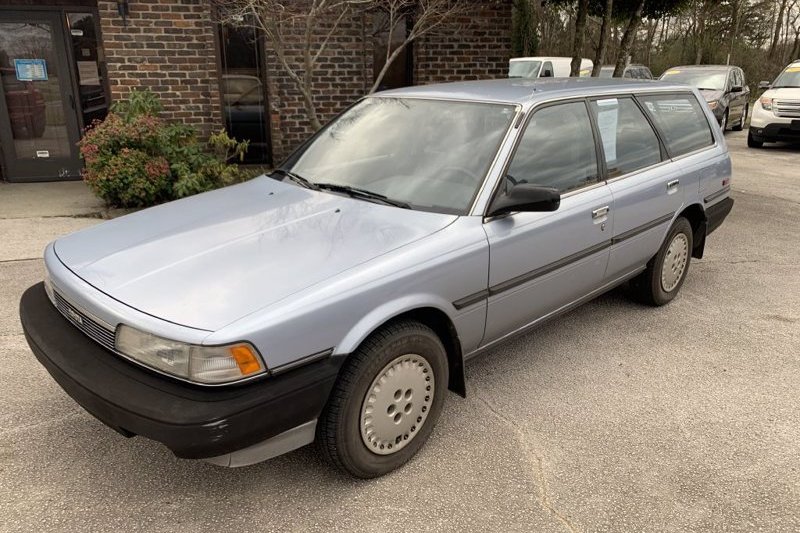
509,57,588,62
374,78,691,106
666,65,735,71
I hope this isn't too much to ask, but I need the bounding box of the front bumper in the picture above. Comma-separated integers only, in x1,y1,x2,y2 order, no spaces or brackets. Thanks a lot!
19,283,343,460
749,123,800,143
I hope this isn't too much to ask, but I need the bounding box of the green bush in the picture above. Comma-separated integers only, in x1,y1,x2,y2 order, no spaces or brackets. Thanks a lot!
79,89,249,208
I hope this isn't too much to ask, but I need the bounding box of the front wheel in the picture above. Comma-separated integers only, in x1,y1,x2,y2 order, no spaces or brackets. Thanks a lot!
747,130,764,148
630,217,693,306
719,110,728,132
317,321,448,478
732,105,747,131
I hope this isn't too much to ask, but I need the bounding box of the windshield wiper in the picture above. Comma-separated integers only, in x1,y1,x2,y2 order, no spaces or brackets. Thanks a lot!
697,87,720,91
271,168,318,190
315,182,411,209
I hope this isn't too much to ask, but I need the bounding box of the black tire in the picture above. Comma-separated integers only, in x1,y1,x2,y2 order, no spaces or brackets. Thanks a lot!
719,109,728,132
316,320,448,478
747,130,764,148
630,217,693,306
732,105,747,131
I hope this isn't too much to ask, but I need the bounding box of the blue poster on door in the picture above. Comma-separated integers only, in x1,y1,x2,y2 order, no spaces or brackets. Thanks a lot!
14,59,48,81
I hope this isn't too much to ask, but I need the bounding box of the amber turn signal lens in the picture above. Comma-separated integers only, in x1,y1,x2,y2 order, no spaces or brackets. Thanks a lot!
229,345,263,375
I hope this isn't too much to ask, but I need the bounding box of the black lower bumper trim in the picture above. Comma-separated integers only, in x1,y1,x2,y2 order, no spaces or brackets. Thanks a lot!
706,197,734,236
19,283,344,459
749,124,800,143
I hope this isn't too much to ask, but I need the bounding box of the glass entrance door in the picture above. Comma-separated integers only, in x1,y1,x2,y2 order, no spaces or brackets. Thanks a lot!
0,11,82,181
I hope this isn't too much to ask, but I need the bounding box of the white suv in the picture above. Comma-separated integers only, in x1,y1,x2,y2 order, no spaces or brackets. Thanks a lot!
749,60,800,147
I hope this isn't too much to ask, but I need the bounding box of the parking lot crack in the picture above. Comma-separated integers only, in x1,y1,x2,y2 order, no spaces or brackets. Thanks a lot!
473,392,579,533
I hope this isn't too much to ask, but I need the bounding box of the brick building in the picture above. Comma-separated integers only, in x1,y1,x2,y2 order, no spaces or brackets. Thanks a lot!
0,0,512,182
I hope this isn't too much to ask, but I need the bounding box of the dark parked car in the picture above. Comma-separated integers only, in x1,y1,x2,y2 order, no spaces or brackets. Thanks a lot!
659,65,750,131
599,64,654,80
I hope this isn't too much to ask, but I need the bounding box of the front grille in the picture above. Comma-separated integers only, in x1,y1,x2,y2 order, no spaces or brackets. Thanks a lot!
774,99,800,118
52,290,117,351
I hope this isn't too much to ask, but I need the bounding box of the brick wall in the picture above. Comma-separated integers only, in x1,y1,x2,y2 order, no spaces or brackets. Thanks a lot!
263,11,371,163
93,0,510,163
415,2,513,85
96,0,222,137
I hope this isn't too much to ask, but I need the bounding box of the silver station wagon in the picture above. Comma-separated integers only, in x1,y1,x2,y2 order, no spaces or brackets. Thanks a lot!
20,78,733,478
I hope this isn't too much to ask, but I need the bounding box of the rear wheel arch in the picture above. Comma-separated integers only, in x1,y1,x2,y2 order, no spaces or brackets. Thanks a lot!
679,203,707,259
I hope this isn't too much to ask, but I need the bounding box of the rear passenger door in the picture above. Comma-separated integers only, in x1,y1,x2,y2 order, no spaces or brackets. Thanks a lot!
481,101,613,344
588,96,682,280
640,92,729,219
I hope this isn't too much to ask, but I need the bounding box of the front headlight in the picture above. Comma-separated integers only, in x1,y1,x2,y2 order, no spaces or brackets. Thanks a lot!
707,100,719,110
116,325,266,384
760,97,773,111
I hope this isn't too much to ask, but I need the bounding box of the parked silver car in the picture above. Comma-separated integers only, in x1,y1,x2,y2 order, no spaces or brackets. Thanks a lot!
20,78,733,478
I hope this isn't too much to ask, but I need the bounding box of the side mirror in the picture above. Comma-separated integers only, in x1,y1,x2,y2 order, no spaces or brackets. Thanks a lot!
730,85,743,93
487,184,561,218
758,80,771,89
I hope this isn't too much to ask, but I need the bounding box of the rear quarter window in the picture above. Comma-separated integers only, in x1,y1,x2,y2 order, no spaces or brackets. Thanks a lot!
637,93,714,157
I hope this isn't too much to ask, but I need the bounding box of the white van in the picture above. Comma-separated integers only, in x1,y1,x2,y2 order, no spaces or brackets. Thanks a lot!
509,57,593,79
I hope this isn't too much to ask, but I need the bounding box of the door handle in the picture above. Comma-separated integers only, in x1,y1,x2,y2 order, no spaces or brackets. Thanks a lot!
592,206,610,219
667,179,680,192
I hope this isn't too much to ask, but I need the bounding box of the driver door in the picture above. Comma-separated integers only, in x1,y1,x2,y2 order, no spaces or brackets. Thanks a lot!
481,100,614,345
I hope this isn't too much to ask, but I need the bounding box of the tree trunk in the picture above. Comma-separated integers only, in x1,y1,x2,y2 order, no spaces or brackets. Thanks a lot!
792,32,800,60
770,0,789,58
592,0,614,76
694,1,706,64
614,0,645,77
729,0,742,64
645,18,658,66
571,0,590,76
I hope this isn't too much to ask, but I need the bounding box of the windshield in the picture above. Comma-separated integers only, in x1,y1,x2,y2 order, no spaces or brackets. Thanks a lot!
283,97,517,214
773,65,800,87
509,60,541,78
660,69,727,90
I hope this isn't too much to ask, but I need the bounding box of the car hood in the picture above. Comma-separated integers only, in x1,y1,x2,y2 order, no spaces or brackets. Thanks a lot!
54,177,457,331
698,89,724,102
764,87,800,99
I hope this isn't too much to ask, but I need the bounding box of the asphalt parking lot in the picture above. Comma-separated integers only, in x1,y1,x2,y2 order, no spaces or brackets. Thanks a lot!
1,131,798,532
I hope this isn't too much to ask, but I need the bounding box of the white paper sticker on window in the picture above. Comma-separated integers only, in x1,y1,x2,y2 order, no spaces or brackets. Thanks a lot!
596,98,619,162
77,61,100,86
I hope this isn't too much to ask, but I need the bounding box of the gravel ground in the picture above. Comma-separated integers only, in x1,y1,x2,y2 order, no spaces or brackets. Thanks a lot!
0,131,798,532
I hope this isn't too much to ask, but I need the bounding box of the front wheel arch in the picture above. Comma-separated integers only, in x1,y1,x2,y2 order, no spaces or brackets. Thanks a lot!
338,303,466,398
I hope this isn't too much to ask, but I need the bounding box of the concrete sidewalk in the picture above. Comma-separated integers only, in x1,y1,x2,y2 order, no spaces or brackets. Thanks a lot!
0,180,106,219
0,181,105,262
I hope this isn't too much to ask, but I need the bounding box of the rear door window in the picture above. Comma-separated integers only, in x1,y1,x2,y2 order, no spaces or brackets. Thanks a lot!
638,93,714,157
589,97,662,178
507,101,598,193
541,62,554,77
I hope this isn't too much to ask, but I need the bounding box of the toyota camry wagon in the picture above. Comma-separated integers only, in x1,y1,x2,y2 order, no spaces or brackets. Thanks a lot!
20,78,733,478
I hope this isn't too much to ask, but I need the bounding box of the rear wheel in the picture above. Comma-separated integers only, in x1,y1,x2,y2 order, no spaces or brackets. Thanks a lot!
732,105,747,131
631,217,693,306
317,321,448,478
747,130,764,148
